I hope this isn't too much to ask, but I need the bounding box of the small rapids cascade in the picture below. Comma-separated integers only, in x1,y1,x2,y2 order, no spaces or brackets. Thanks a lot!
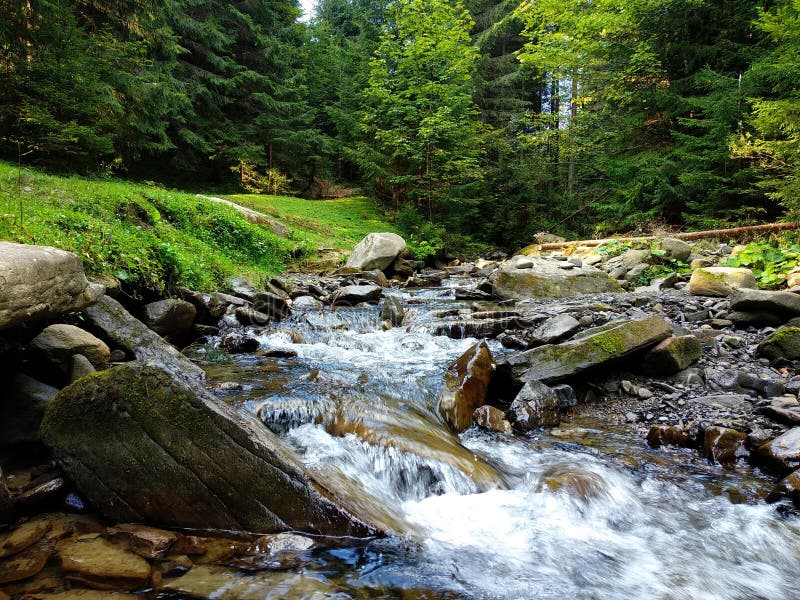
203,280,800,599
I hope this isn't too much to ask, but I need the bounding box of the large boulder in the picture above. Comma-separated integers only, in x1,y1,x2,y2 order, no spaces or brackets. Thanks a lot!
83,295,204,380
0,242,104,330
757,327,800,362
345,233,407,271
438,341,495,433
729,289,800,319
688,267,756,297
41,362,381,536
489,256,622,300
659,238,692,262
142,299,196,341
504,315,673,383
30,324,110,375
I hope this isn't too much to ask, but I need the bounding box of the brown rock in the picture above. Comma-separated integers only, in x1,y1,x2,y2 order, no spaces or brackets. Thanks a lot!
438,341,495,433
107,524,177,559
22,592,137,600
57,536,151,590
473,405,511,434
30,324,110,374
703,427,748,468
0,539,54,584
170,535,249,565
0,518,51,558
767,469,800,507
646,425,695,449
755,427,800,476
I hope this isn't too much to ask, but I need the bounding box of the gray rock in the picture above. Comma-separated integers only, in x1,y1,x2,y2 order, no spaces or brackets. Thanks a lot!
508,381,561,431
0,242,104,330
0,374,58,445
253,292,291,321
757,327,800,361
659,238,692,262
358,270,390,288
41,361,389,536
624,263,649,282
235,306,272,326
693,394,750,409
730,289,800,318
728,310,783,328
640,335,702,375
70,354,96,382
292,295,323,310
84,295,204,381
533,314,580,343
142,299,196,340
489,256,622,300
551,384,578,410
380,296,405,327
30,324,110,374
621,249,651,270
764,397,800,425
328,285,383,306
504,315,673,383
345,233,407,271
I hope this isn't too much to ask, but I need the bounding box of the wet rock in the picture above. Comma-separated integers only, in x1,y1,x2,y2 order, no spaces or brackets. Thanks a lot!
57,535,151,590
0,517,51,558
12,471,66,508
41,361,378,536
533,314,580,344
234,306,271,326
142,299,196,341
161,565,335,600
182,290,247,324
0,242,104,330
438,341,495,433
504,315,673,384
0,374,58,446
766,469,800,508
380,296,405,327
646,425,695,449
69,354,96,382
688,267,756,297
434,316,532,340
659,238,692,262
107,524,177,559
358,269,390,288
30,325,110,375
84,295,204,380
231,532,315,571
757,327,800,362
729,289,800,319
763,397,800,425
473,405,511,434
0,474,11,526
489,256,622,300
702,427,748,467
327,285,383,306
552,384,578,410
345,232,407,271
754,427,800,476
219,332,260,353
537,464,605,502
0,538,54,584
640,335,703,375
252,292,291,321
292,295,323,310
305,312,348,330
508,381,561,431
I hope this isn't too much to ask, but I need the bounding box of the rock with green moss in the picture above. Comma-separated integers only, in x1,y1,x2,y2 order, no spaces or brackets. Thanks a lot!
757,327,800,361
489,256,622,300
503,315,673,383
640,335,703,375
40,361,385,537
688,267,756,297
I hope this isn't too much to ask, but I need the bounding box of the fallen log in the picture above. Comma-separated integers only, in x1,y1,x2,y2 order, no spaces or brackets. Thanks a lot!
534,222,800,252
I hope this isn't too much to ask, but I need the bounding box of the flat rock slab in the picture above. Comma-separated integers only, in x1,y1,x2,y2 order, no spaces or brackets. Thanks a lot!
729,289,800,317
0,517,51,558
0,242,103,330
41,361,381,536
489,256,622,300
506,315,673,383
57,535,151,590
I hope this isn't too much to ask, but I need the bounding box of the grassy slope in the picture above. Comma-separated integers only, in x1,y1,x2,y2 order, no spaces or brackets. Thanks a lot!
225,194,399,250
0,162,397,294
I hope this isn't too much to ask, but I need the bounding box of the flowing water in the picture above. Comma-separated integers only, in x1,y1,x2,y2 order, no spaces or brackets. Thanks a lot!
204,280,800,600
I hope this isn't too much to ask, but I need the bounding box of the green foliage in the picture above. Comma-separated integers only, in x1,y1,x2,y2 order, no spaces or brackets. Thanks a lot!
0,161,291,294
721,240,800,288
595,240,633,257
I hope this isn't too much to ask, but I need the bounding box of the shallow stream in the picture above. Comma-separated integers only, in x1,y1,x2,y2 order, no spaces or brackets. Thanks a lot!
204,280,800,600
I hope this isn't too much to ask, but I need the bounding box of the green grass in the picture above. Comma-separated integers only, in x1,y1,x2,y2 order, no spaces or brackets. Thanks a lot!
0,161,294,295
226,194,399,250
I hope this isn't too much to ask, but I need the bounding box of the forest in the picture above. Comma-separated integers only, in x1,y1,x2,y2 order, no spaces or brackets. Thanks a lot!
1,0,798,250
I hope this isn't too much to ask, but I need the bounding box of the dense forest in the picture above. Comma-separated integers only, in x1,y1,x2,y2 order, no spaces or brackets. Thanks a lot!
1,0,798,249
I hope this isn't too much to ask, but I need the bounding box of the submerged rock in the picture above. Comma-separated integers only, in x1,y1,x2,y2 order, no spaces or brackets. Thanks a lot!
57,536,151,590
489,256,622,300
41,362,381,536
380,296,405,326
345,233,407,271
438,341,495,433
0,242,104,330
646,425,695,449
767,469,800,508
504,315,673,384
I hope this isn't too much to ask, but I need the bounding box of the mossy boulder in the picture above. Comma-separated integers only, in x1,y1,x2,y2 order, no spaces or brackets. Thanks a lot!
757,327,800,362
688,267,756,297
489,256,622,300
40,361,381,537
640,335,703,375
503,315,673,384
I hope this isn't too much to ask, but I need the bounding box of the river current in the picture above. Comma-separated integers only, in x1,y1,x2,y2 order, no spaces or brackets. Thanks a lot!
204,280,800,600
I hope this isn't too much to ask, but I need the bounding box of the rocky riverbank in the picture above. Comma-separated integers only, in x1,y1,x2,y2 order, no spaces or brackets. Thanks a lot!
3,232,800,596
